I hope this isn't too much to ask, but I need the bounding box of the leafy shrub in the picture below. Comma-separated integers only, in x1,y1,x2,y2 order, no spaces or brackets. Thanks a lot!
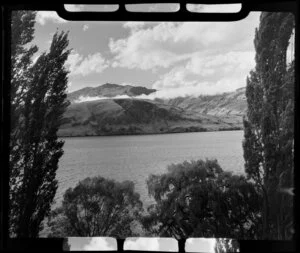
48,176,143,238
142,159,262,239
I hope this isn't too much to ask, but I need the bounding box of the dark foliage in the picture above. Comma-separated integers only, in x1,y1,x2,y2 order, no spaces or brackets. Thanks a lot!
48,176,143,238
9,11,71,237
142,159,262,239
62,238,71,251
214,238,239,253
243,12,294,239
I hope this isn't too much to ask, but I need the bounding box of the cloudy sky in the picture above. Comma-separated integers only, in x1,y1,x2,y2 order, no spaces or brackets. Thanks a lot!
31,5,261,97
67,236,222,252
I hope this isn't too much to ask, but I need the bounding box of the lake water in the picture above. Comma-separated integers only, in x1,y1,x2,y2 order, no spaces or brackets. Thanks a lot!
54,130,245,209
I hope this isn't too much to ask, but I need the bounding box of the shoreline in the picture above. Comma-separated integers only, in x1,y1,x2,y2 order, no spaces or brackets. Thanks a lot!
58,127,243,138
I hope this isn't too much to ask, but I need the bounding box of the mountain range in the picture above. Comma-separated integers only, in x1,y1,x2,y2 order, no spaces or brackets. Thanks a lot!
58,83,247,137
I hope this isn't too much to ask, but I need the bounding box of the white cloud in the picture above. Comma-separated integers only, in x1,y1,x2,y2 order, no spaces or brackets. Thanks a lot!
147,85,219,99
124,238,160,251
70,50,254,101
109,22,192,70
109,13,259,72
109,37,171,70
83,24,89,31
147,80,241,99
66,51,108,76
123,22,146,31
72,83,244,102
73,57,251,101
83,237,116,251
153,66,199,89
150,50,255,97
186,51,255,76
74,94,132,103
36,11,67,25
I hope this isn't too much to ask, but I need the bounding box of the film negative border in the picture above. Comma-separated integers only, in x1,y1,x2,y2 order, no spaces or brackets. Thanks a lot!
1,0,298,252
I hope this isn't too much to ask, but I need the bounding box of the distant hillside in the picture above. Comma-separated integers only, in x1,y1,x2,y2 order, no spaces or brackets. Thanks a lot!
159,87,247,116
67,83,156,103
58,98,242,137
59,85,247,137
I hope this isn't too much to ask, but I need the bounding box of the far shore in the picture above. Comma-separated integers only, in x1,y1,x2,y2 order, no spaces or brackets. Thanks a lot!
58,127,244,138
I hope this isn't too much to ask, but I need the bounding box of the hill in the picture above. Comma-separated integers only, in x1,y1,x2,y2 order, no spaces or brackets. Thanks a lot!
67,83,156,103
159,87,246,116
58,98,243,137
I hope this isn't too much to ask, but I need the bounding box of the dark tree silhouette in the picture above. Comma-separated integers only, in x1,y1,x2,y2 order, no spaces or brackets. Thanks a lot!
62,238,71,251
48,176,143,238
142,159,262,239
10,11,71,237
243,12,294,239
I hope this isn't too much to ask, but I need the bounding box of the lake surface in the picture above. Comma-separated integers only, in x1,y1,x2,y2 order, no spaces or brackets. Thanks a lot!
54,130,245,209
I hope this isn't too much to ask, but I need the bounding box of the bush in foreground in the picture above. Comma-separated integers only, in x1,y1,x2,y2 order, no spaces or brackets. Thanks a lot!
142,159,262,239
47,176,143,238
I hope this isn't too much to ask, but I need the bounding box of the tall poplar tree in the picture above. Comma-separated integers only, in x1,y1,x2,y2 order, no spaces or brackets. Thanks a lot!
9,11,71,237
243,12,294,239
10,10,38,237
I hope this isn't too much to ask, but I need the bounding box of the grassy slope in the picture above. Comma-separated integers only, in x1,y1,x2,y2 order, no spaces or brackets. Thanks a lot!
160,87,247,116
58,98,243,137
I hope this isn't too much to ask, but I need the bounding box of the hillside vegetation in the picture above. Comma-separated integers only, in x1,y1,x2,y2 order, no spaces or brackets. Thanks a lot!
58,83,246,136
